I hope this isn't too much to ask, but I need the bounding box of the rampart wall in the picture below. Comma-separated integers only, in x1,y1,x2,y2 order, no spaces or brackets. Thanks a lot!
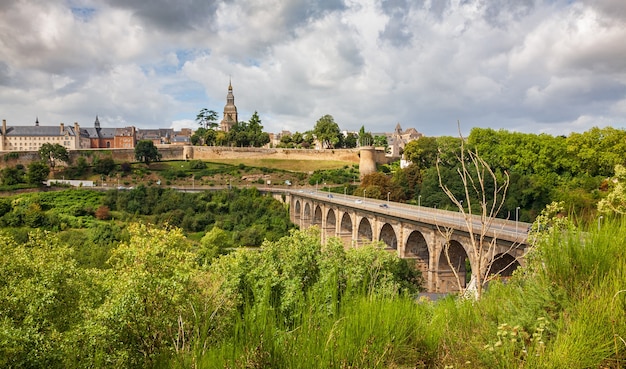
0,146,384,168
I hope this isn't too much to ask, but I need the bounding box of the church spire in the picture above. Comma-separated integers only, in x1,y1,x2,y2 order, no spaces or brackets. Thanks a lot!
94,115,101,129
220,79,238,132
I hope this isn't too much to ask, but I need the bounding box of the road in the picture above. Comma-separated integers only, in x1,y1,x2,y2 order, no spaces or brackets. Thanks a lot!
288,189,530,244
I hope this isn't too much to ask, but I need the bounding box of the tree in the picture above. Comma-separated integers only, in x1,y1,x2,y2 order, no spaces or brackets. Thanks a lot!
247,111,270,147
27,161,50,185
93,156,116,176
195,108,219,129
373,135,388,148
358,126,373,147
0,230,93,367
1,166,24,186
313,115,342,149
343,132,358,148
92,224,210,366
403,136,438,169
598,164,626,215
39,143,70,172
436,127,510,299
134,140,161,165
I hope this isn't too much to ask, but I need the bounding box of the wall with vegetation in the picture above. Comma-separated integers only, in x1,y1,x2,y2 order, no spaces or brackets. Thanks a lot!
0,146,365,169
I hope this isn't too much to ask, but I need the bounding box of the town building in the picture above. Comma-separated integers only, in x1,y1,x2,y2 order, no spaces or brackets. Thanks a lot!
387,123,423,157
0,118,83,151
0,117,137,151
220,80,238,132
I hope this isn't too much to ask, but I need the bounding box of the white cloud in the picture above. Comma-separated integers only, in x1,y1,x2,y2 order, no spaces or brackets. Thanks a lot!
0,0,624,137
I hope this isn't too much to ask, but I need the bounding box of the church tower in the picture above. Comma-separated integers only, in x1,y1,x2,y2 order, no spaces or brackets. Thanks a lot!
220,80,238,132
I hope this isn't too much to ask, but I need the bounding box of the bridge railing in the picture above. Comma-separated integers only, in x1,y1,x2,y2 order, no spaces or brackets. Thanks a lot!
282,188,531,244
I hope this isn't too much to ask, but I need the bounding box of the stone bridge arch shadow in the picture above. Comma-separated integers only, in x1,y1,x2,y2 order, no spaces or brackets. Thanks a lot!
312,205,323,227
357,217,373,245
437,240,469,293
302,203,312,227
325,209,337,238
339,212,353,246
488,252,521,279
404,230,430,276
379,223,397,250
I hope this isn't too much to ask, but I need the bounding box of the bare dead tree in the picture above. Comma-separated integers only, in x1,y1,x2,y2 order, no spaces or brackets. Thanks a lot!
436,123,510,299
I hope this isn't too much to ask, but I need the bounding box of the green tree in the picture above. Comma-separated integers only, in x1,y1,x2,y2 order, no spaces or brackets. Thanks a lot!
92,224,202,366
344,132,358,148
134,140,161,165
313,115,342,149
358,125,374,147
403,136,438,169
373,135,388,148
247,111,270,147
0,166,24,186
195,108,219,129
197,227,233,266
39,143,70,172
93,156,116,175
27,161,50,185
598,164,626,215
0,230,93,367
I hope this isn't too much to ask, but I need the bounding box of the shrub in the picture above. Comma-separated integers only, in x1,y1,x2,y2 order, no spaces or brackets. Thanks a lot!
94,205,111,220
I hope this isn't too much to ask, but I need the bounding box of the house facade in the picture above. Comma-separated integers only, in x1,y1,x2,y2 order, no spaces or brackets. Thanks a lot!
0,117,137,151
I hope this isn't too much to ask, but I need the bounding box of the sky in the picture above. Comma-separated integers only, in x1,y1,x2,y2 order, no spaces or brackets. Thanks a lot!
0,0,625,137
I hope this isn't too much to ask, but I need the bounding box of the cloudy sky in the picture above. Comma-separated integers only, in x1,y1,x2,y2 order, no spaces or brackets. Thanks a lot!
1,0,625,137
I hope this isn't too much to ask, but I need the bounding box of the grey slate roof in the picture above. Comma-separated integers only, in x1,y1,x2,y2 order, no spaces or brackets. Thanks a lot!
82,127,116,139
3,126,73,137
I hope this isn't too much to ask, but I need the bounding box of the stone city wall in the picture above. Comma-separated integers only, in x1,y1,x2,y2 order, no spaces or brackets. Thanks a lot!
0,146,376,169
184,146,361,163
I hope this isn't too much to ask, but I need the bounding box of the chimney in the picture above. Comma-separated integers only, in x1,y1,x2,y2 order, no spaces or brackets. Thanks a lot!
60,123,65,134
2,119,6,136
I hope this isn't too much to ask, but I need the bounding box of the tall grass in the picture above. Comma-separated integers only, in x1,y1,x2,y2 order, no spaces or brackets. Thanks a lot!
186,282,437,368
171,217,626,369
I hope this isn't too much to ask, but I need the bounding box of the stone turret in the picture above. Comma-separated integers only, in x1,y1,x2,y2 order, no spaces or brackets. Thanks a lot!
359,146,377,178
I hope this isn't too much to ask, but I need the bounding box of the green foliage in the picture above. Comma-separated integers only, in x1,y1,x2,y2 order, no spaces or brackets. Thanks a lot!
134,140,161,165
92,156,116,176
195,108,219,129
308,165,359,186
39,143,70,170
224,111,270,147
189,159,207,169
27,160,50,184
0,230,91,367
89,224,200,366
313,114,342,149
598,164,626,215
1,165,25,185
358,125,374,147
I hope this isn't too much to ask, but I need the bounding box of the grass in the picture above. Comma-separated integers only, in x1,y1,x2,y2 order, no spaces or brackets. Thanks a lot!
205,158,352,172
169,217,626,369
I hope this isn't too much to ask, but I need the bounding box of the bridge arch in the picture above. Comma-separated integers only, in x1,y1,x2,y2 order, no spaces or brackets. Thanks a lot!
325,208,337,237
294,200,301,219
357,217,373,244
312,205,323,226
405,230,430,273
437,240,469,293
489,253,520,277
379,223,397,249
303,203,312,227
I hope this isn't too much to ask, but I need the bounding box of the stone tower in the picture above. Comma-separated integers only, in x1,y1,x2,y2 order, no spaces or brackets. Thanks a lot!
220,79,238,132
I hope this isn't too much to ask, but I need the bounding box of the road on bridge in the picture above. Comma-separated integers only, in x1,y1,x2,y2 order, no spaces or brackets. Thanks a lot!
290,189,530,244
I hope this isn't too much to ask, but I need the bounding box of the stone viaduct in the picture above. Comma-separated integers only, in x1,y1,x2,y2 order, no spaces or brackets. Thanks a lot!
278,190,530,293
